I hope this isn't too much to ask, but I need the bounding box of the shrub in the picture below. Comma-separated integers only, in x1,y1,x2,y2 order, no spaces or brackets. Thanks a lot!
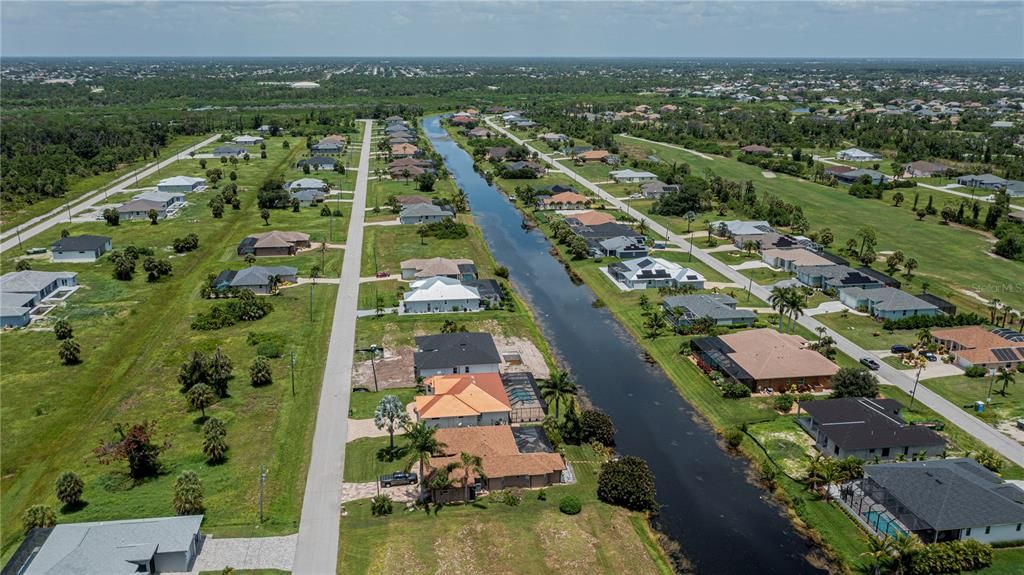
370,494,393,517
882,312,985,331
22,505,56,534
559,495,582,515
423,219,468,239
173,233,200,254
173,470,204,515
493,488,522,506
721,382,751,398
202,418,228,463
537,488,547,501
54,471,84,507
494,265,510,279
580,409,616,446
724,428,744,449
53,318,73,340
964,365,987,378
249,356,273,387
772,393,794,413
830,367,879,398
597,456,657,512
192,291,273,330
909,538,993,575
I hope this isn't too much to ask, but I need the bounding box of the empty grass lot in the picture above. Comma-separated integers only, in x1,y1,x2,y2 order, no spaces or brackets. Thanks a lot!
0,135,343,557
348,388,418,419
337,446,671,575
814,312,918,351
922,374,1024,425
360,214,495,277
614,135,1024,312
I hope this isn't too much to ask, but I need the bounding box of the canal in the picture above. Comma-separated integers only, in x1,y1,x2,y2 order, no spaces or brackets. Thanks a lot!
423,115,825,574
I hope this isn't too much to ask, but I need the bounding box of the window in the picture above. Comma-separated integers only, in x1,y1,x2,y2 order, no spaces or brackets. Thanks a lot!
1016,523,1021,531
452,367,458,374
966,528,972,536
464,366,470,373
882,448,890,457
985,526,991,535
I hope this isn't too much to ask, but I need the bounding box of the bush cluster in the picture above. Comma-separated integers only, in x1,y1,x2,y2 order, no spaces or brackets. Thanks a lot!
558,495,582,515
597,456,657,512
192,291,273,330
909,539,993,575
882,312,985,331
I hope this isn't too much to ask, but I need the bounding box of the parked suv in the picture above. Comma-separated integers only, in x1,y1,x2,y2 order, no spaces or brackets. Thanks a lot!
379,471,418,488
890,345,912,354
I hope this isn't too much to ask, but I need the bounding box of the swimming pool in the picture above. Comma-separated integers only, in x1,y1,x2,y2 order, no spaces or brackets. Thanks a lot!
864,511,908,537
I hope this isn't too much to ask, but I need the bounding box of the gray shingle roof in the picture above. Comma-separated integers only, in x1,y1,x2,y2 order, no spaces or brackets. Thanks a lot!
866,459,1024,530
414,332,501,370
841,287,938,312
662,294,757,322
51,235,111,252
799,397,945,451
400,204,453,218
230,266,297,287
0,271,77,294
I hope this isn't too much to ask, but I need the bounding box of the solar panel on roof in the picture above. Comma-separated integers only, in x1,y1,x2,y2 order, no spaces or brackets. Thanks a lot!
992,348,1018,362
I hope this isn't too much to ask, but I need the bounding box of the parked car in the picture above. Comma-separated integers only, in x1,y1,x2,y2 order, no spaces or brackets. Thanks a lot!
890,344,912,354
379,471,418,488
922,351,938,362
860,357,880,370
375,270,389,278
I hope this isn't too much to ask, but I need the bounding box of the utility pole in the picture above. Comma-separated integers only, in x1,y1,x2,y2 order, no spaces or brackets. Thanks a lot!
746,274,753,303
909,360,924,411
986,368,997,404
309,279,315,323
15,226,23,250
290,351,297,397
258,464,268,524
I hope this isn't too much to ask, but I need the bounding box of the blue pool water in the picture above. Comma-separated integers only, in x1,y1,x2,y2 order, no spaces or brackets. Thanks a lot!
865,511,908,537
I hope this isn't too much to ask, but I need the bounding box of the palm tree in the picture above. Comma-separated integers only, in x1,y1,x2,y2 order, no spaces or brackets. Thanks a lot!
916,327,932,348
769,286,789,332
451,451,486,502
742,239,758,255
804,454,826,492
996,368,1016,397
404,422,447,493
860,535,892,575
539,369,577,419
888,532,920,575
988,298,1001,324
1001,305,1014,328
784,288,806,333
635,218,649,237
818,457,841,502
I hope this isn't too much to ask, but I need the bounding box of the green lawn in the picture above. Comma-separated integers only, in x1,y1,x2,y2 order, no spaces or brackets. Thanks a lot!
614,135,1024,312
0,134,341,555
337,445,670,575
359,214,496,277
343,437,413,482
555,159,615,182
357,280,403,309
736,266,794,286
814,312,917,351
348,388,418,419
1,133,210,233
922,374,1024,425
979,548,1024,575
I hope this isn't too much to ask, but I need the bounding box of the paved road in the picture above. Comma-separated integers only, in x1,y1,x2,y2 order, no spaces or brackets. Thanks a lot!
292,120,373,575
487,117,1024,468
0,134,222,254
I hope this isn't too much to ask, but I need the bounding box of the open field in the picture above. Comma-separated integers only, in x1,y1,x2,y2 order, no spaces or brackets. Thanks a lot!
922,374,1024,426
0,135,342,556
348,387,418,419
615,136,1024,312
360,214,495,277
814,312,918,351
337,445,671,575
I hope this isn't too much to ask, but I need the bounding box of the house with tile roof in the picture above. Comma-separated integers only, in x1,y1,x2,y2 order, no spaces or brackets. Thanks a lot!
415,372,512,428
796,397,945,460
761,247,834,272
538,191,590,210
400,257,477,281
563,210,616,227
691,328,840,392
236,231,310,257
931,326,1024,371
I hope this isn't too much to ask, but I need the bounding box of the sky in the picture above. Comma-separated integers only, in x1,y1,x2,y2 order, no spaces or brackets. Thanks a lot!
2,0,1022,59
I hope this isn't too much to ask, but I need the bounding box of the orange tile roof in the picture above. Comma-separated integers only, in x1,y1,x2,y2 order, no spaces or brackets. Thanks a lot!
391,143,419,155
932,326,1024,365
578,150,610,160
718,328,840,380
543,191,589,205
568,210,616,226
428,426,565,482
416,373,511,420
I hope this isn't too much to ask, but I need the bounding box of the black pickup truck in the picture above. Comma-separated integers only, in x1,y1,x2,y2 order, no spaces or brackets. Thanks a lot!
379,471,418,488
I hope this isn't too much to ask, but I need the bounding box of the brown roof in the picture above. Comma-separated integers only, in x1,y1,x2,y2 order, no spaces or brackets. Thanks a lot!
543,191,590,205
428,427,565,482
389,157,431,169
389,164,426,177
740,144,773,154
717,328,840,380
391,143,419,155
320,134,347,144
932,326,1024,365
401,257,474,278
416,373,511,419
578,150,610,161
825,165,855,175
761,248,833,267
567,210,616,226
248,230,310,248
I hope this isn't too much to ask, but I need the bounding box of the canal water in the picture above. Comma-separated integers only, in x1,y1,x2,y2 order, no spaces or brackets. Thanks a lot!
423,115,825,574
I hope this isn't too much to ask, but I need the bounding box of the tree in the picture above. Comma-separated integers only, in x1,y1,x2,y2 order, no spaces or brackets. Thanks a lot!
818,228,834,248
567,235,589,259
54,471,84,507
173,470,204,515
404,422,447,492
370,494,393,516
974,448,1005,473
446,451,486,502
374,395,411,450
644,309,668,338
885,251,905,275
915,209,927,221
290,198,301,213
142,257,173,282
15,259,31,271
539,369,576,419
769,286,790,331
784,287,806,332
111,250,137,280
580,409,616,446
903,257,918,279
94,421,167,479
892,191,905,207
830,367,879,398
22,505,56,534
888,532,921,575
209,196,225,218
560,400,583,443
597,456,657,511
249,356,273,387
186,383,215,419
860,535,892,575
53,318,73,340
416,172,436,192
916,327,932,348
260,208,270,225
202,418,228,463
996,367,1015,397
207,347,233,397
199,158,207,169
147,209,159,225
58,337,81,365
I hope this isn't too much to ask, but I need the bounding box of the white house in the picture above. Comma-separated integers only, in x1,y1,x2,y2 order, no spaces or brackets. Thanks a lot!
609,169,658,183
157,176,205,194
607,257,705,290
0,270,78,327
50,235,112,263
399,204,455,225
233,135,264,146
402,276,481,314
413,332,502,378
836,148,881,162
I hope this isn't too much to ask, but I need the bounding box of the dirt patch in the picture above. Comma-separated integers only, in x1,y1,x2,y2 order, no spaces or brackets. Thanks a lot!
435,521,483,575
997,421,1024,445
535,510,601,573
368,536,425,575
351,346,416,390
494,335,550,379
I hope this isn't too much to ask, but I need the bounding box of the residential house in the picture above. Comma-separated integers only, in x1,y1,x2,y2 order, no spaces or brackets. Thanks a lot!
711,219,773,238
392,195,433,208
399,204,454,225
691,328,840,392
415,372,512,428
0,270,77,327
236,231,311,257
464,279,503,308
285,178,328,206
596,236,648,258
538,191,590,210
117,197,173,221
538,132,568,144
740,144,774,155
563,210,616,226
902,161,949,178
391,143,419,158
413,332,502,377
310,141,344,156
501,372,546,423
577,149,610,162
836,148,882,162
931,326,1024,370
640,181,680,199
465,127,493,139
857,266,903,288
427,426,565,503
10,515,203,575
796,265,884,290
825,165,855,178
390,157,433,170
213,266,298,294
836,169,890,185
846,459,1024,544
609,169,658,183
662,294,757,328
320,134,348,145
839,287,940,320
607,257,705,290
734,232,827,253
233,135,264,146
156,176,205,194
1006,180,1024,198
296,156,337,171
569,221,644,246
400,257,477,281
389,164,428,180
796,397,945,460
486,147,510,161
402,277,481,314
212,145,246,158
957,174,1007,190
50,235,112,262
761,248,834,272
504,160,546,177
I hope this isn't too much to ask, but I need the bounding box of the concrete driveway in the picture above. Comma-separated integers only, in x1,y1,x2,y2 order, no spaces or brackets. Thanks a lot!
177,534,296,574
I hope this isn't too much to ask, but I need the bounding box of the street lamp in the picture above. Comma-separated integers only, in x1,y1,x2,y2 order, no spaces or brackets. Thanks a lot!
290,351,297,397
356,345,383,392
